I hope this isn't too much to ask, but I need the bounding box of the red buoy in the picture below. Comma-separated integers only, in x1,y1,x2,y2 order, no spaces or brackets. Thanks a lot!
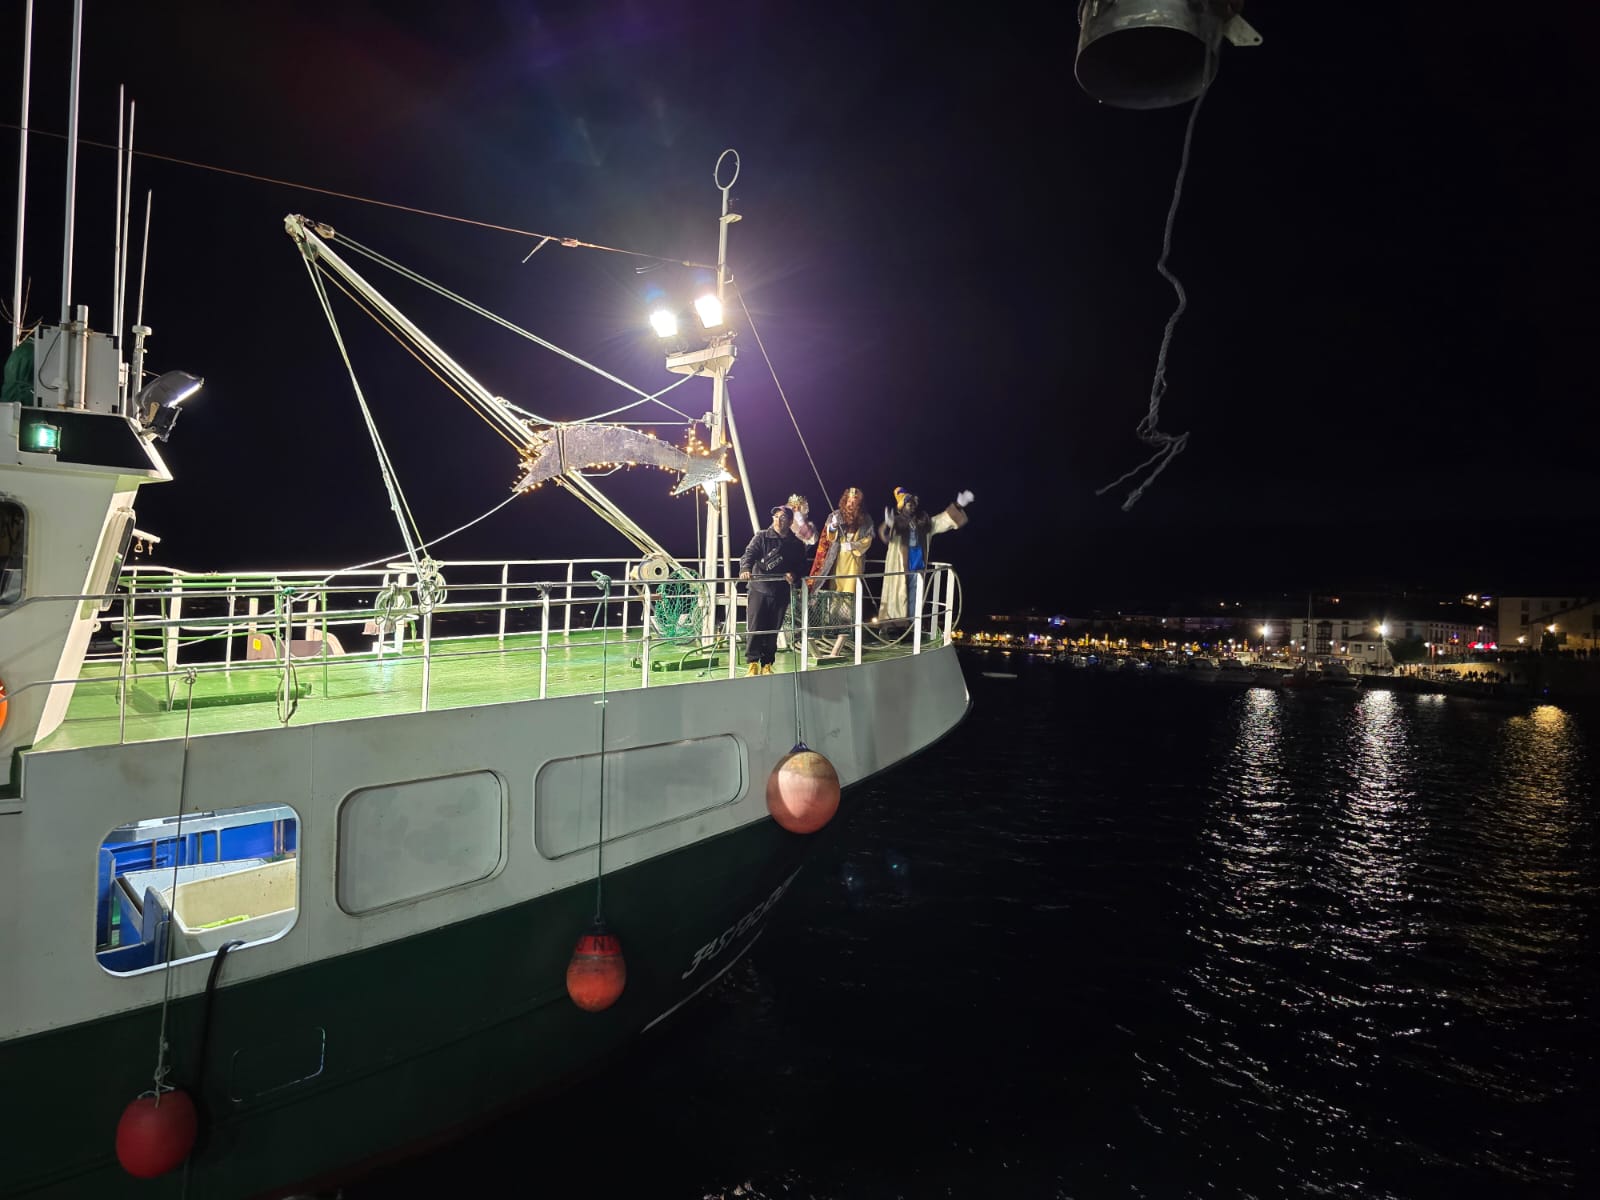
766,743,841,834
566,919,627,1012
115,1089,198,1179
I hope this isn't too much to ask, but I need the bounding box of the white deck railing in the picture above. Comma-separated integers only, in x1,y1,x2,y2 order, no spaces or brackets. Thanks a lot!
12,556,961,740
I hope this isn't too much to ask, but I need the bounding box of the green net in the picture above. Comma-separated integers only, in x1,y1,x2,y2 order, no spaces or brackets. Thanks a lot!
650,570,707,643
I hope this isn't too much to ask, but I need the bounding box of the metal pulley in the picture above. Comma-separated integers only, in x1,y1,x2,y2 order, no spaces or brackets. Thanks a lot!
1075,0,1262,110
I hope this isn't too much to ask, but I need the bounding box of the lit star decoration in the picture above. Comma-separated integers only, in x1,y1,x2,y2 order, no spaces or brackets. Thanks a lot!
511,423,730,495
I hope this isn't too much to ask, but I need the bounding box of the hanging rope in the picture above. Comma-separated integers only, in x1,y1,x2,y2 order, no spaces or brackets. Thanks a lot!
1096,43,1220,512
731,284,828,503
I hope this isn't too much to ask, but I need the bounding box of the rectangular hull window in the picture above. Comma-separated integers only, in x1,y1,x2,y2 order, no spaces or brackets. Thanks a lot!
96,803,299,975
1,498,24,605
535,735,745,859
337,771,506,914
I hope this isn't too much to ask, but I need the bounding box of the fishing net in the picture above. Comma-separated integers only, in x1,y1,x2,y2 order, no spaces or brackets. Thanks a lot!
649,569,708,644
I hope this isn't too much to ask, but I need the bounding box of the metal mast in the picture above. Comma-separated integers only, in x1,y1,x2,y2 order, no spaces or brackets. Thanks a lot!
698,149,746,640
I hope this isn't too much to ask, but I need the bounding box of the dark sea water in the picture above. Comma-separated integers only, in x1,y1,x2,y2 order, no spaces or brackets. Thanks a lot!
354,653,1599,1198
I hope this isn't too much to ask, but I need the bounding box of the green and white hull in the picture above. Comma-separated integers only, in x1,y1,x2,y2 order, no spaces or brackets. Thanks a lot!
1,646,969,1198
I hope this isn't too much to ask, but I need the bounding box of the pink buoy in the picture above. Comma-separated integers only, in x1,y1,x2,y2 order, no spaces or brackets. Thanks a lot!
115,1088,198,1178
766,743,841,834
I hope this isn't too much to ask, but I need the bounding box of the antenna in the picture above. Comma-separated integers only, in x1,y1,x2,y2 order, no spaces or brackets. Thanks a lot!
117,101,136,405
128,191,152,407
112,96,135,356
11,0,33,349
111,86,123,342
59,0,84,325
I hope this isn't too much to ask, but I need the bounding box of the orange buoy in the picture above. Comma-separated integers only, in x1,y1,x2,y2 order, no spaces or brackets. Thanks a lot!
0,676,8,732
115,1089,198,1179
566,919,626,1012
766,743,841,834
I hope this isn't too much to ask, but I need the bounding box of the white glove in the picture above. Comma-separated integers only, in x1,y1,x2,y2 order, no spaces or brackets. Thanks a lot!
884,506,892,525
956,490,974,507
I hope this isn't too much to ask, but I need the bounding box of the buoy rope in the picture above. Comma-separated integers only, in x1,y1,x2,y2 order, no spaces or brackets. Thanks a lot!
790,589,805,748
150,667,198,1103
732,282,828,503
1096,40,1220,512
593,574,612,921
0,121,714,269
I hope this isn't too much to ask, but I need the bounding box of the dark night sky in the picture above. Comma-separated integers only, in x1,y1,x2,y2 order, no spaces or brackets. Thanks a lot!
5,1,1598,617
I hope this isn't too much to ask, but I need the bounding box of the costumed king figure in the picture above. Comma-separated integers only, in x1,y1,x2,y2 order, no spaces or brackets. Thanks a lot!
877,487,974,623
739,504,812,675
808,486,877,658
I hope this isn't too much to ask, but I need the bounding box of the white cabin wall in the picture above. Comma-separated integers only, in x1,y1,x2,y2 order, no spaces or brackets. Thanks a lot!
0,465,144,760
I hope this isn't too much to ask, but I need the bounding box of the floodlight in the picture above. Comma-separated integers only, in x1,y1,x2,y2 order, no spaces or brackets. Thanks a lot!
693,294,724,329
649,308,679,339
135,370,204,443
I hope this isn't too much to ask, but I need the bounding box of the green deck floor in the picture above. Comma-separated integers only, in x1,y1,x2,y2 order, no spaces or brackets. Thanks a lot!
38,626,913,752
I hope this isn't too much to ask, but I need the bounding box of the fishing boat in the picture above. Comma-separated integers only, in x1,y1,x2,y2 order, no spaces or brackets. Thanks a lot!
0,18,968,1197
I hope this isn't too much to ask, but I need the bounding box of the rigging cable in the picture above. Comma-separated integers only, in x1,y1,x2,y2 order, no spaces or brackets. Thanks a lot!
0,121,713,269
313,263,526,451
333,233,696,421
298,251,428,579
313,491,522,590
312,257,684,564
732,283,828,504
1096,41,1220,512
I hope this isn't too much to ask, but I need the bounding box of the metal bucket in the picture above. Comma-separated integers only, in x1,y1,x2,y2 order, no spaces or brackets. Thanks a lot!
1075,0,1227,110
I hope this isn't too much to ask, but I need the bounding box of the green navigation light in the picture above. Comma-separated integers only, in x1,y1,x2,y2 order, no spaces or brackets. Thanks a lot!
24,422,61,454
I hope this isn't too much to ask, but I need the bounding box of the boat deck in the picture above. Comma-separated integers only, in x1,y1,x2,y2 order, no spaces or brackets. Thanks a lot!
38,625,920,753
19,555,961,755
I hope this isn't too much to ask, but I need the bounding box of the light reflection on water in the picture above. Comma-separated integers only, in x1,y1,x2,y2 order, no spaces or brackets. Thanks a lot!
1162,682,1594,1196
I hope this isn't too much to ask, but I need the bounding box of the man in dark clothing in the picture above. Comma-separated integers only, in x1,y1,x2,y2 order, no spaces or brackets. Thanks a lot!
738,504,811,675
